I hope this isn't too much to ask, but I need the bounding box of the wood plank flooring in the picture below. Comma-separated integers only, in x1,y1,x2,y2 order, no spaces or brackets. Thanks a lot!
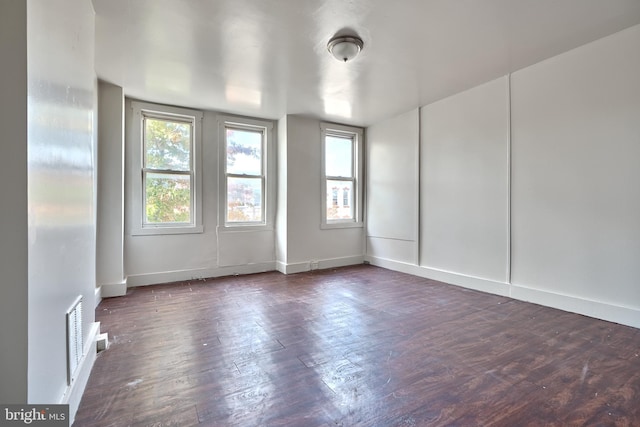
74,265,640,426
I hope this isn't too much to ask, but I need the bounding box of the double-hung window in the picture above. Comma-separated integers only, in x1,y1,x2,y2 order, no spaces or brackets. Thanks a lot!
131,101,203,235
321,123,363,228
220,117,274,229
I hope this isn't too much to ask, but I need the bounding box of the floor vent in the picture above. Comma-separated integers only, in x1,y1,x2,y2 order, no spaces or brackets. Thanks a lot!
66,296,84,385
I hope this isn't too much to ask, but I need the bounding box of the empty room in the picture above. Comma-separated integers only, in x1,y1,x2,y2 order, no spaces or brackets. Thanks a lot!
1,0,639,426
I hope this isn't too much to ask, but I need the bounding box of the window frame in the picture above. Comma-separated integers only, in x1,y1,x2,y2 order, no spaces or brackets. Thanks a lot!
321,122,364,229
130,101,203,236
218,115,275,231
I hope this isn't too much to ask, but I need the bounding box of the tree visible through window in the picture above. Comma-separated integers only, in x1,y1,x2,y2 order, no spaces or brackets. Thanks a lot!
225,126,265,224
143,116,194,224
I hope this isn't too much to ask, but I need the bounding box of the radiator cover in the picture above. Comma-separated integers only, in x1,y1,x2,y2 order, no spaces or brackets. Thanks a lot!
66,296,83,385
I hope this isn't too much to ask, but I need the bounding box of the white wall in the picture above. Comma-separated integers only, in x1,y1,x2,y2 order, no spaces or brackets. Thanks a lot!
97,81,126,297
510,24,640,325
420,77,510,285
0,0,28,404
26,0,98,410
367,24,640,328
123,104,276,285
366,109,419,265
277,115,365,273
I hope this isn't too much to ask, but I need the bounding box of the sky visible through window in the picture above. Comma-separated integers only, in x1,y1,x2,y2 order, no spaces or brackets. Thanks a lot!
326,135,352,177
227,129,262,175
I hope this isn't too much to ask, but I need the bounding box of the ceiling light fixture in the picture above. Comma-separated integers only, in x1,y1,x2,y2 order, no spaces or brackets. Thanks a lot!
327,35,364,63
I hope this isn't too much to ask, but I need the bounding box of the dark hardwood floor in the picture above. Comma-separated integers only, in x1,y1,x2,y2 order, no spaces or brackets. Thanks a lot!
74,265,640,426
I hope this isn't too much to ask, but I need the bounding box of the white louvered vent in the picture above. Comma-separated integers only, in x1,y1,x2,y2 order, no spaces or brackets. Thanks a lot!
66,296,84,385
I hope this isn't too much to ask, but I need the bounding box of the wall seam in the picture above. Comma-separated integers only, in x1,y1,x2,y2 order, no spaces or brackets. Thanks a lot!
507,73,513,295
415,107,422,267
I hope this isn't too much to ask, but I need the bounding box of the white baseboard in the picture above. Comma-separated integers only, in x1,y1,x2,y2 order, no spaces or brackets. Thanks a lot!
319,255,365,270
126,262,276,287
100,279,127,298
366,255,640,329
61,321,100,425
366,255,510,296
279,261,309,274
278,255,364,275
125,255,368,284
511,284,640,329
94,286,101,308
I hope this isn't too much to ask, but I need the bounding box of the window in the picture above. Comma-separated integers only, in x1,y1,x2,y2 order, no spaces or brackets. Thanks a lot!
321,123,363,228
220,117,274,229
342,187,350,207
130,102,203,235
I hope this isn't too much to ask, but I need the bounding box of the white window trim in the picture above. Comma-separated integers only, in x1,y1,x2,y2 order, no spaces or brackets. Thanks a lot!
321,122,364,229
130,101,203,236
218,115,275,232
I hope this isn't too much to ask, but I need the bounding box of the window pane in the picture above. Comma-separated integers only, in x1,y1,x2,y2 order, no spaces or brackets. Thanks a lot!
226,128,262,175
325,135,352,177
145,118,191,171
145,173,191,223
227,177,262,222
326,179,354,220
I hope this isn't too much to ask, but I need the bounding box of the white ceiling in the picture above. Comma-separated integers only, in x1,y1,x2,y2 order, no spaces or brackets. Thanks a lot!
92,0,640,127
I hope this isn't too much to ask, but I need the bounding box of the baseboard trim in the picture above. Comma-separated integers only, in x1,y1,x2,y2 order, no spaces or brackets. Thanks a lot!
94,286,101,308
126,262,277,287
278,255,364,275
319,255,365,270
275,261,287,274
127,255,362,284
511,284,640,329
100,279,127,298
366,255,640,329
366,255,510,296
61,321,100,425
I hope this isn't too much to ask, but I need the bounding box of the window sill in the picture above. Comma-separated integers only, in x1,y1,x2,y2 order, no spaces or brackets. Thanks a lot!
320,221,364,230
131,225,204,236
218,224,274,233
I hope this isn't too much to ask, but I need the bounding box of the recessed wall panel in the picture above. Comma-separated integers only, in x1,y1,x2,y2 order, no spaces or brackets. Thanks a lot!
366,108,419,264
420,77,509,282
510,25,640,308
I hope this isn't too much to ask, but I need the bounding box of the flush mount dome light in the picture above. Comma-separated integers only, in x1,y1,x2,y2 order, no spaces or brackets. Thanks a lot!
327,35,364,62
